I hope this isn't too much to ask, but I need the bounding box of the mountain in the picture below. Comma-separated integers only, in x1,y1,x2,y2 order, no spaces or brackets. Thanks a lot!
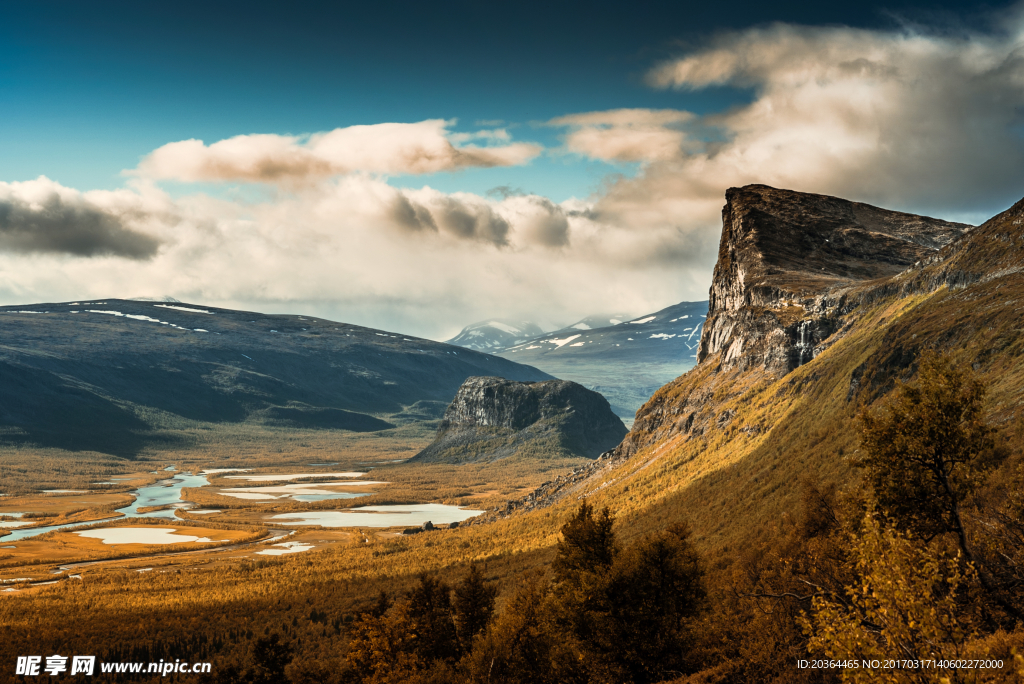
503,301,707,365
560,312,638,330
0,299,552,458
495,300,709,421
513,184,1024,559
408,376,627,464
445,319,545,352
617,184,972,466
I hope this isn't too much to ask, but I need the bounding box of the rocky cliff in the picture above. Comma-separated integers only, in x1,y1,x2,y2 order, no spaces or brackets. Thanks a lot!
699,185,970,375
409,376,627,464
616,184,988,466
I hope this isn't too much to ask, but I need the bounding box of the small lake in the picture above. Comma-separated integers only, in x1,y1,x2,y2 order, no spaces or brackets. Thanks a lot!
76,527,229,545
223,472,366,482
256,541,315,556
270,503,484,528
218,483,380,502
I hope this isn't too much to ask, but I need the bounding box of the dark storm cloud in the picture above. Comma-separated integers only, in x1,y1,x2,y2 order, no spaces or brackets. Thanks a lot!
429,196,511,245
0,193,161,259
390,193,439,233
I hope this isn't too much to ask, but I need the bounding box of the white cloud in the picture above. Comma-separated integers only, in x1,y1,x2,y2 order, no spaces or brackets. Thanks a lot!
0,175,695,339
564,20,1024,242
448,128,513,144
550,109,696,162
136,120,542,184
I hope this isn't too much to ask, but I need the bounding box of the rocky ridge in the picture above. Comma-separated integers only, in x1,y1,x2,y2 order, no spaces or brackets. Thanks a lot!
409,376,627,464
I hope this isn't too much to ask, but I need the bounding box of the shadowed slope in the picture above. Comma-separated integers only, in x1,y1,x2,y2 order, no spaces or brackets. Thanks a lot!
0,300,551,457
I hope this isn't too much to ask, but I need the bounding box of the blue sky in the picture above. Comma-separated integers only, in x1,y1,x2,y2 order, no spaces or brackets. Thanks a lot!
0,0,1003,197
0,0,1022,337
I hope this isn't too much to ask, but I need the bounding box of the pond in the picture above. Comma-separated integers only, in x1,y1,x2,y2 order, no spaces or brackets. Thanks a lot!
223,472,366,482
76,527,230,545
269,503,484,528
256,541,315,556
217,483,380,502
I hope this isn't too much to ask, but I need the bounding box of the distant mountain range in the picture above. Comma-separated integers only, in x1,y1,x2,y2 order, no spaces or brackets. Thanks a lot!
446,302,709,422
501,301,706,365
0,300,551,458
444,319,545,352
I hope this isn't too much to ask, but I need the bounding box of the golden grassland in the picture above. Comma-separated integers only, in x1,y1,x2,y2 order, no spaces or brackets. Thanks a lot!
0,417,437,494
0,492,136,520
0,523,258,570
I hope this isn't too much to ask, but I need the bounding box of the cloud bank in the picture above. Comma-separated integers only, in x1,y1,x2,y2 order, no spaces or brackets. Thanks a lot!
4,17,1024,339
137,120,542,184
0,178,162,259
567,21,1024,239
0,174,697,339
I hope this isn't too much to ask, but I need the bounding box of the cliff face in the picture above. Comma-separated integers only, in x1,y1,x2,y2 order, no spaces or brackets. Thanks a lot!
614,185,982,464
699,185,970,375
409,376,628,464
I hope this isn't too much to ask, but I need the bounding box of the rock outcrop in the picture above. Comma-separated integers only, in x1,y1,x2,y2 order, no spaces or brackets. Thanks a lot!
699,185,970,375
408,376,627,464
615,185,977,463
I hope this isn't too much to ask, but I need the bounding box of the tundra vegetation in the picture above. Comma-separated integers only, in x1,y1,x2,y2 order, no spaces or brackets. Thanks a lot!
1,351,1021,684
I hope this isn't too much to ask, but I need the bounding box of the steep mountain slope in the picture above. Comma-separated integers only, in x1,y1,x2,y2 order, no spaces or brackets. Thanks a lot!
0,300,551,457
496,301,708,421
408,376,627,464
503,185,1024,556
445,319,545,352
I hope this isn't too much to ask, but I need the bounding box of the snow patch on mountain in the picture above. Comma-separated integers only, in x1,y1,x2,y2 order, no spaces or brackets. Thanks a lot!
446,319,546,352
547,334,581,348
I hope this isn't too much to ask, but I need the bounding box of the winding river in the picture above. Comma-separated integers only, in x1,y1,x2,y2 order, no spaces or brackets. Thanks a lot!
2,472,210,542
